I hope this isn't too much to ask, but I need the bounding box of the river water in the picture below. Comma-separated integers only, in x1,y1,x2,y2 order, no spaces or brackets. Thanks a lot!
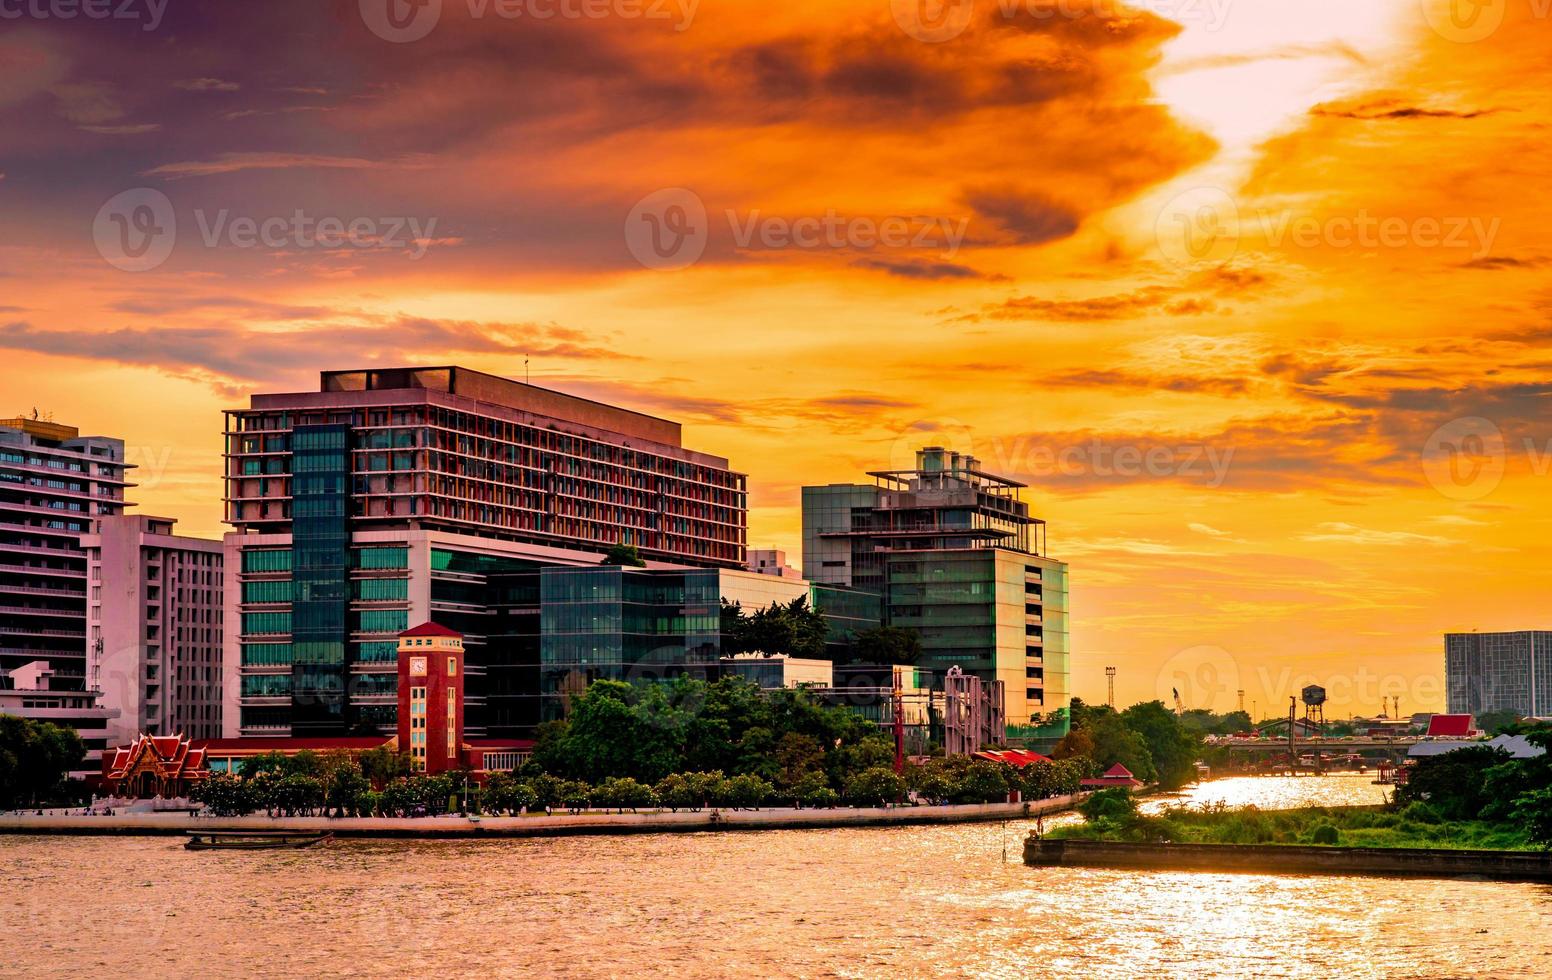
3,775,1549,979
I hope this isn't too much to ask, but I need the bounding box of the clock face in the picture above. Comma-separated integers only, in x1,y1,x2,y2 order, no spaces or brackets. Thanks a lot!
409,657,428,676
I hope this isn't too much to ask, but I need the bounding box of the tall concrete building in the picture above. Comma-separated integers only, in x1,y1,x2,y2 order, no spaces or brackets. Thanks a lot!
0,417,133,686
802,446,1070,727
1,416,134,772
1446,631,1552,717
81,515,224,744
223,367,748,739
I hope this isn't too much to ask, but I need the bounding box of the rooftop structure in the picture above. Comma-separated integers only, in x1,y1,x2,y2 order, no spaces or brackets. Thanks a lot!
803,446,1069,726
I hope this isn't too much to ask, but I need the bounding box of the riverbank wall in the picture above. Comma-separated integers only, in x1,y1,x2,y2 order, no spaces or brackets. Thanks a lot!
1024,837,1552,882
2,794,1081,839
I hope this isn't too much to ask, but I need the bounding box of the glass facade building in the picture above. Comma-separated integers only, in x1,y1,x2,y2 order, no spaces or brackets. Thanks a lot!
1446,631,1552,717
802,447,1070,726
224,367,748,739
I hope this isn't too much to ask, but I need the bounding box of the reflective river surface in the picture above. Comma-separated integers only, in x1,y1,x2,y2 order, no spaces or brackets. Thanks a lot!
4,776,1550,979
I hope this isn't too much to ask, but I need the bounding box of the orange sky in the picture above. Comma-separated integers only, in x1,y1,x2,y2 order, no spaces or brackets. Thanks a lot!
3,0,1550,716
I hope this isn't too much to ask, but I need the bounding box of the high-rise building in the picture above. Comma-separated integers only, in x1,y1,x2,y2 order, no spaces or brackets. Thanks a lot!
0,417,132,688
223,366,748,739
802,446,1070,727
1446,631,1552,717
81,515,224,744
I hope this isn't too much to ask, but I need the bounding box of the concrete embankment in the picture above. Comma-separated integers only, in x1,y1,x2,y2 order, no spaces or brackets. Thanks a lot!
2,794,1082,839
1024,837,1552,883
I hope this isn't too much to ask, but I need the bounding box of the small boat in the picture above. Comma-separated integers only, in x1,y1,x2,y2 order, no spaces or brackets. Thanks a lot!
185,831,333,851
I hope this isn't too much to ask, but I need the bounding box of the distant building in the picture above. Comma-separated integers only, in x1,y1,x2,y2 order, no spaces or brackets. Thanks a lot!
719,654,833,689
747,548,803,580
398,622,465,774
0,661,119,779
1,417,131,686
1445,631,1552,717
81,515,224,744
802,446,1070,726
223,366,748,739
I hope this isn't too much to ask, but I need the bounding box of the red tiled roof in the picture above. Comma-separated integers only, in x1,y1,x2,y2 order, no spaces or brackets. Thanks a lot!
400,621,462,638
195,737,390,754
1426,714,1474,737
1103,763,1134,778
971,748,1053,768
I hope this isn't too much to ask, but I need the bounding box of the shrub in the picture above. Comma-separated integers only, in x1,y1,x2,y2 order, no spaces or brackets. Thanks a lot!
192,773,253,816
843,767,907,807
952,760,1010,804
1078,788,1137,823
1306,823,1340,846
593,777,658,813
801,784,840,809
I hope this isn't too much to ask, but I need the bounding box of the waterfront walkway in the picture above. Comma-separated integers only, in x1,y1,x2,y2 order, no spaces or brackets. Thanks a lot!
2,795,1081,838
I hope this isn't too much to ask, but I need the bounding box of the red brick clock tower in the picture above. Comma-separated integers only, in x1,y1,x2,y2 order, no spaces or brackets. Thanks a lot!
396,622,466,774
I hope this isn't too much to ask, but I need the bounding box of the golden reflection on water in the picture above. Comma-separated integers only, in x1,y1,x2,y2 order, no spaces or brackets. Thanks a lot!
4,777,1549,979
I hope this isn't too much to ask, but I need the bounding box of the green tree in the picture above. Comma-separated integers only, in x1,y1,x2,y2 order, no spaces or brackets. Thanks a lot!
849,626,922,666
1514,788,1552,849
0,715,84,808
358,746,411,789
843,766,907,807
593,776,658,813
1121,700,1201,790
719,773,774,810
326,767,371,817
1077,787,1137,822
602,543,647,567
558,780,592,813
774,732,826,790
1477,709,1523,735
192,773,253,816
1394,746,1509,820
952,760,1010,804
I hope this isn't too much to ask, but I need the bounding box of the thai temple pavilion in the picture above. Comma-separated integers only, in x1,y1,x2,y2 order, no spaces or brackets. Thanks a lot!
101,734,211,799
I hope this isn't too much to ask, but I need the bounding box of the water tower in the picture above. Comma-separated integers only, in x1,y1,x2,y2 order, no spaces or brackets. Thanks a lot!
1301,684,1327,730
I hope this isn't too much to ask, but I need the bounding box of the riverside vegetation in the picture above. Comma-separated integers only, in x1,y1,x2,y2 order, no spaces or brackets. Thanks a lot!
1051,726,1552,851
189,677,1102,818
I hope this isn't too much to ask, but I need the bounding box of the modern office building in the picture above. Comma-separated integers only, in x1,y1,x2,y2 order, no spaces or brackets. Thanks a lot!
223,367,749,739
1,417,133,688
802,446,1070,727
534,564,861,722
1446,631,1552,717
81,515,224,744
